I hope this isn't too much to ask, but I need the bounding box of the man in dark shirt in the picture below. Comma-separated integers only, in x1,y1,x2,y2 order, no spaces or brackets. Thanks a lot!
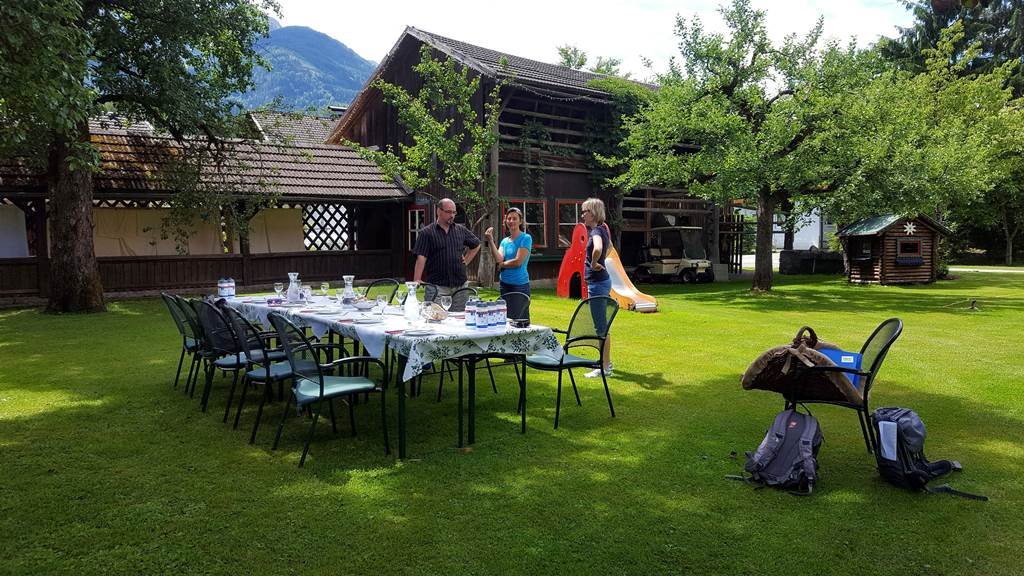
413,198,481,309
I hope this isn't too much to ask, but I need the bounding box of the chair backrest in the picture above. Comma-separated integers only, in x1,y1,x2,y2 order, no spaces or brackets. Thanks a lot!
448,286,478,313
566,296,620,351
858,318,903,401
267,312,324,388
161,293,189,339
421,283,439,303
501,291,531,321
193,300,240,356
221,305,269,365
363,278,400,304
171,295,202,342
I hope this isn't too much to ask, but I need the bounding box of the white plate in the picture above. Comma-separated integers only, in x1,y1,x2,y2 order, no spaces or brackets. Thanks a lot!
404,328,435,336
354,317,383,324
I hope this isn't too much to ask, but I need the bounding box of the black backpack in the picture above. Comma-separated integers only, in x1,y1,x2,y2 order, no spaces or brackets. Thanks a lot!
872,407,987,501
738,408,823,495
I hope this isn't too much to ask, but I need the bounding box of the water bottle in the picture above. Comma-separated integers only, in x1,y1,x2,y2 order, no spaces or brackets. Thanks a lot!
465,298,477,328
487,301,497,328
495,298,507,325
477,302,490,329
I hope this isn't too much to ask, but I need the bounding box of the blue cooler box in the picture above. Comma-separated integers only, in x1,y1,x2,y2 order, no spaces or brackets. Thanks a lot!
818,348,862,388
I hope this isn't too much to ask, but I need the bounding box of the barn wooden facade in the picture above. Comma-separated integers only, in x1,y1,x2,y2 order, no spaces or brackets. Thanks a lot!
328,27,724,280
837,214,950,285
0,116,412,298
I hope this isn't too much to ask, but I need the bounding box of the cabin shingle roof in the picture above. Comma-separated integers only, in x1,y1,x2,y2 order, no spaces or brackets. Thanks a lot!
0,130,409,202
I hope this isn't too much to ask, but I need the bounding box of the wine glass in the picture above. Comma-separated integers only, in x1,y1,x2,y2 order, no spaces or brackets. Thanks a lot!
396,288,407,306
438,295,452,312
273,282,284,298
376,295,387,316
320,281,330,298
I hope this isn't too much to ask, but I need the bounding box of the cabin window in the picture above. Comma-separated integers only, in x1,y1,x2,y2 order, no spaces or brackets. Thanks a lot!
896,238,924,266
505,199,547,248
897,239,921,256
557,201,584,248
407,208,425,251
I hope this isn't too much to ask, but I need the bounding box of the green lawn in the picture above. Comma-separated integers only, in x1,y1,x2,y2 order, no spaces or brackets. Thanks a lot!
2,273,1022,575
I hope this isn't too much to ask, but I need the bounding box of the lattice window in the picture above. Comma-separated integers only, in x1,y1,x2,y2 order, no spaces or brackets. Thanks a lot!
303,203,353,251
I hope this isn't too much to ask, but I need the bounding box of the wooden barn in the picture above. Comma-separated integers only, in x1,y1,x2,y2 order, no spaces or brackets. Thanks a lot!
327,27,732,281
837,214,950,285
0,115,412,299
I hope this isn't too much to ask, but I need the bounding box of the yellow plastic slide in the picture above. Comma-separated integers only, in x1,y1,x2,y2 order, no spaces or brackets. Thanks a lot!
604,246,658,313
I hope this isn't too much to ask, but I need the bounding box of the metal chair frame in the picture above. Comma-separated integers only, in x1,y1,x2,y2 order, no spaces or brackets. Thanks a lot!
785,318,904,453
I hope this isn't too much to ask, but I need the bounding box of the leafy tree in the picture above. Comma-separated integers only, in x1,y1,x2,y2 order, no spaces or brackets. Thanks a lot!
0,0,277,312
605,0,876,291
557,45,630,78
815,23,1016,265
346,45,503,284
882,0,1024,96
557,45,588,69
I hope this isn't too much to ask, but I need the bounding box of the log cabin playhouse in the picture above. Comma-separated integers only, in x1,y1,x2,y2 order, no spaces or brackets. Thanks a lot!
327,27,738,282
837,214,950,285
0,113,412,299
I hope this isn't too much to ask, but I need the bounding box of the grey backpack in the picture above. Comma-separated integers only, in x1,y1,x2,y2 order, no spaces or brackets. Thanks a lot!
742,409,823,494
872,407,987,501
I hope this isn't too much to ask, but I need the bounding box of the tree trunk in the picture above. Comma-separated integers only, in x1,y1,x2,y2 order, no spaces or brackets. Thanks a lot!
752,190,776,292
46,125,106,313
476,203,500,287
1007,233,1015,267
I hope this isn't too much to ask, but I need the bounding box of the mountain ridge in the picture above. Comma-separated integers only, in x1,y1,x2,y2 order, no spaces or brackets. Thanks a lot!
238,25,375,112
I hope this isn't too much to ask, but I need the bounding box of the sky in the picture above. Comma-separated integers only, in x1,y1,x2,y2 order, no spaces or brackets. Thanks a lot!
273,0,915,79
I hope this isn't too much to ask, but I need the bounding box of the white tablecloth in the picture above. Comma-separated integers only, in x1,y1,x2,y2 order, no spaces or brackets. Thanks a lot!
230,297,563,381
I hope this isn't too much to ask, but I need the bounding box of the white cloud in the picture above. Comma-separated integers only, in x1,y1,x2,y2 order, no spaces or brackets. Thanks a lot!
274,0,913,79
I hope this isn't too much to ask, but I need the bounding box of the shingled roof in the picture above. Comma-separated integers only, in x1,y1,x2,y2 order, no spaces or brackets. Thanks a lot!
407,28,612,97
249,111,339,146
0,130,410,202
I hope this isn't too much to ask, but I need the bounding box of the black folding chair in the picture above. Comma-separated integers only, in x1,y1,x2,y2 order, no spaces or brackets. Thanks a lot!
363,278,400,304
525,296,620,429
785,318,904,453
267,312,390,467
161,293,200,390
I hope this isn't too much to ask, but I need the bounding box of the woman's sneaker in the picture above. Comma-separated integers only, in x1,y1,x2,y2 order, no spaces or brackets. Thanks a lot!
584,363,613,378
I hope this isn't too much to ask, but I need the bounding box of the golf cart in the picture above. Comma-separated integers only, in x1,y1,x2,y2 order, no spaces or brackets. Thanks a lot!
632,226,715,283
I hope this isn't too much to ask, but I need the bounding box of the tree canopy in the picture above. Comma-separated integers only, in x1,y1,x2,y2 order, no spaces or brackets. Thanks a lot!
606,0,875,290
0,0,278,312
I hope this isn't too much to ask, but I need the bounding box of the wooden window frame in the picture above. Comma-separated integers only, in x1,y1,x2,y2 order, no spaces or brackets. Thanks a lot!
407,206,426,252
556,200,584,249
897,238,922,257
504,199,547,248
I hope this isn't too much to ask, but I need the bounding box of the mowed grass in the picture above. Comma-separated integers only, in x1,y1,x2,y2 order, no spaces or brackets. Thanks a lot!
1,273,1022,576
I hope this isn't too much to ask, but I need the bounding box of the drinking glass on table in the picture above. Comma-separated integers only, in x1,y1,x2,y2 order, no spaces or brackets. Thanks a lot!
320,282,330,297
438,295,452,312
376,295,387,316
273,282,284,298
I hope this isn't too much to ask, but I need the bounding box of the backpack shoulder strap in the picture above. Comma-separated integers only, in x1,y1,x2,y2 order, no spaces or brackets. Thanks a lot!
925,484,989,501
797,414,820,485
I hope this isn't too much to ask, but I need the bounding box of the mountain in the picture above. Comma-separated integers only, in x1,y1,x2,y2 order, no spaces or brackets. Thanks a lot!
238,26,376,111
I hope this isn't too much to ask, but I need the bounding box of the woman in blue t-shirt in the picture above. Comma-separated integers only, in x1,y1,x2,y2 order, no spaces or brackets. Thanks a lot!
581,197,613,378
484,206,532,320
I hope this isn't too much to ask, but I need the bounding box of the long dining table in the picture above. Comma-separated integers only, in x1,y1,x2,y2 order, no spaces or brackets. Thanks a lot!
229,296,563,459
